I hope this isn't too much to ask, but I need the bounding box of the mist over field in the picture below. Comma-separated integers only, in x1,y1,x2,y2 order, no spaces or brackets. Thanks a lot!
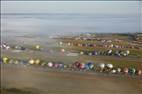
1,13,141,38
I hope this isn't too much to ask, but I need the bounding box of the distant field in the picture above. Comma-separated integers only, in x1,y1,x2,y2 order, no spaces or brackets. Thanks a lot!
55,34,142,69
1,34,142,69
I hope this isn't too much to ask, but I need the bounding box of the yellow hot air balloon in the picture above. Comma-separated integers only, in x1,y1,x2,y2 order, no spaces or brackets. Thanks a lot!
3,57,8,64
35,59,40,65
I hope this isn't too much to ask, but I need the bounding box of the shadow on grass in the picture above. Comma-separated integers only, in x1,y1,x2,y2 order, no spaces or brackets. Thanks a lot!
1,88,35,94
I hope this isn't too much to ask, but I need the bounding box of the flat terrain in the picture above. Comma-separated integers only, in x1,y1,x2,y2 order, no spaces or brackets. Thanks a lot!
1,33,142,94
1,64,142,94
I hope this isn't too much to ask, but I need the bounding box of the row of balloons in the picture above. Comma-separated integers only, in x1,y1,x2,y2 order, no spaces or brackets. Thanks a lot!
1,57,142,76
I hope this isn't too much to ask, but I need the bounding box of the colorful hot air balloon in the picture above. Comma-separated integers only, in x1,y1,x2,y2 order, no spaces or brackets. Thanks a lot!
85,62,94,70
79,63,86,69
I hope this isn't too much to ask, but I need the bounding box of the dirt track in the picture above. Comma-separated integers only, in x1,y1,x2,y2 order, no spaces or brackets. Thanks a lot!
1,64,142,94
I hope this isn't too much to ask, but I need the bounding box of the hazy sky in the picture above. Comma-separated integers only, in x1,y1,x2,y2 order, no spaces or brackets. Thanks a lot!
1,1,142,14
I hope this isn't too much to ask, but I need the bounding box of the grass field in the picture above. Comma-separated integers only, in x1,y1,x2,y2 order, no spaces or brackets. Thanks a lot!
1,33,142,94
1,64,142,94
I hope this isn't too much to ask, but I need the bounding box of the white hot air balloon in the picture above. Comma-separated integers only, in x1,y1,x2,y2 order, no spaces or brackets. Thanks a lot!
123,67,129,74
99,63,105,69
117,68,121,73
61,48,65,52
126,50,130,55
29,59,34,65
108,50,112,54
107,64,113,69
89,52,92,56
111,69,116,74
48,62,53,68
67,42,71,46
80,51,84,55
59,42,63,45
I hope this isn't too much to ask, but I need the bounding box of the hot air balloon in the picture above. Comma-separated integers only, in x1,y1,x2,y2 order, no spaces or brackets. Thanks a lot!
61,48,65,52
111,69,117,74
80,51,84,55
117,68,122,73
35,45,41,50
99,63,105,69
86,62,94,69
14,60,19,64
126,50,130,55
123,67,129,74
106,64,113,69
88,52,93,56
79,63,86,69
59,41,63,45
29,59,35,65
136,69,142,76
47,62,53,68
67,42,71,46
128,68,136,75
35,59,40,65
2,57,9,64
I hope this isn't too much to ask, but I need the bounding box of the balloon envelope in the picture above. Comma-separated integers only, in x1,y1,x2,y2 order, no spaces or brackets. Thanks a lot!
48,62,53,67
107,64,113,69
